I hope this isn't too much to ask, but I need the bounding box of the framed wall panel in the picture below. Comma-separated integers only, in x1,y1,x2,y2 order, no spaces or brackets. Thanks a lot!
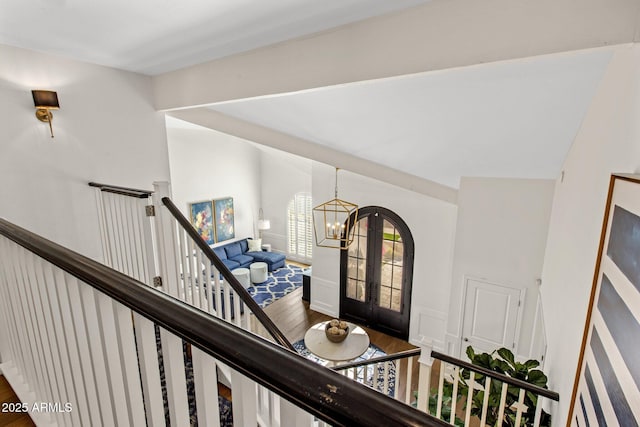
568,174,640,426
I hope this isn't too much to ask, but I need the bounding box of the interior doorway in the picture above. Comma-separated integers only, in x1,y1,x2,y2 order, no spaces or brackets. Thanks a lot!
340,206,414,340
460,278,524,357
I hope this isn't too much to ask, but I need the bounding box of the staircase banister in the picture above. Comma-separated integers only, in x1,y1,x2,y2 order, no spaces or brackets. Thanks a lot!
333,348,421,371
89,181,153,198
0,218,449,427
431,350,559,401
160,196,295,352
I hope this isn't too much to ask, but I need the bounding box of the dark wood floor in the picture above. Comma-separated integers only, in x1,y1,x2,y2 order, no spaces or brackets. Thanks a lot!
250,286,427,403
263,287,417,355
0,376,35,427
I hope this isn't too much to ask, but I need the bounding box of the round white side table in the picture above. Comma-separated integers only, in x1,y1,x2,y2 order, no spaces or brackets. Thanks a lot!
250,262,268,283
304,321,369,365
231,267,250,289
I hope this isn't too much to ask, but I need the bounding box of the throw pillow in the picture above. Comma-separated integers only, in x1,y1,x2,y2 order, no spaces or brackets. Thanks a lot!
248,239,262,252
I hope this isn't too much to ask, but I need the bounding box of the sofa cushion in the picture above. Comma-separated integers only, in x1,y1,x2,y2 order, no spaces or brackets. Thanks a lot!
213,246,227,260
230,254,253,266
225,242,243,258
221,258,240,271
248,238,262,252
239,239,249,253
248,251,286,271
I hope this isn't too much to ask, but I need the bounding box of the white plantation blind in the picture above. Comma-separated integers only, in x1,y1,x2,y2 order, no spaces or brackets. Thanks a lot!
287,192,312,260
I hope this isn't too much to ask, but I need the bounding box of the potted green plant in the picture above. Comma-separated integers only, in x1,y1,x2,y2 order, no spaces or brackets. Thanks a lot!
416,346,551,427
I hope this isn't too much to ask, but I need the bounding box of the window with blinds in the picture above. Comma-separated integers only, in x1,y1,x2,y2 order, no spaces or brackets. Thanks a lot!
287,192,313,260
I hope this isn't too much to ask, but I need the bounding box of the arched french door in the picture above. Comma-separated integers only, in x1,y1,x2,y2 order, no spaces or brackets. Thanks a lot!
340,206,414,340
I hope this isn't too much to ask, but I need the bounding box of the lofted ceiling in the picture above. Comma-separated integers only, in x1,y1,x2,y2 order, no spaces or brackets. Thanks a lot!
0,0,428,75
2,0,638,194
207,49,613,188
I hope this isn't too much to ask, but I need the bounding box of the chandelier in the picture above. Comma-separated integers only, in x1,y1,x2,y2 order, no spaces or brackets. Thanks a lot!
312,168,358,249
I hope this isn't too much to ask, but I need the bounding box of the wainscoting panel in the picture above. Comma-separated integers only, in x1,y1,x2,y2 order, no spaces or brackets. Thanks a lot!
409,305,446,351
309,276,339,317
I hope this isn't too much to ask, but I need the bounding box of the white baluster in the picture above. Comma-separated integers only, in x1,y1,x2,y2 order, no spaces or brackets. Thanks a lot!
152,181,181,296
192,347,221,427
53,269,95,425
113,300,147,426
137,196,157,286
404,356,413,404
178,227,189,303
533,395,544,427
133,315,165,427
230,370,258,427
417,341,434,413
480,376,491,426
79,282,116,425
449,366,460,425
280,399,313,427
223,282,232,322
497,382,509,426
464,372,476,427
436,360,445,418
32,257,73,427
159,327,190,426
233,287,243,327
16,249,52,414
513,388,527,427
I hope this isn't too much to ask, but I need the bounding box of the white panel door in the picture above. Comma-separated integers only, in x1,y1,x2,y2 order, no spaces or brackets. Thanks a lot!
460,278,524,358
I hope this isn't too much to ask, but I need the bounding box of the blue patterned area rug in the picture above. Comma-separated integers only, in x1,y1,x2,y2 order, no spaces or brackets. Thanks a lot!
248,264,303,308
293,339,396,397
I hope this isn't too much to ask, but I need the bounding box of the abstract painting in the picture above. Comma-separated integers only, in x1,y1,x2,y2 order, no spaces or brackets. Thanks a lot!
569,174,640,426
189,200,215,245
214,197,235,242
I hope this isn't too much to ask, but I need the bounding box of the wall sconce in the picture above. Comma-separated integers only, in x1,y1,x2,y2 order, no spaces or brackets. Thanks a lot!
32,90,60,138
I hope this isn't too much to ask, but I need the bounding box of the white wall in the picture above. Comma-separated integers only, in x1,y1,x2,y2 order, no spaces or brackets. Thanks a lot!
310,163,458,347
259,148,312,256
0,44,170,261
166,120,262,243
541,44,640,423
445,177,555,358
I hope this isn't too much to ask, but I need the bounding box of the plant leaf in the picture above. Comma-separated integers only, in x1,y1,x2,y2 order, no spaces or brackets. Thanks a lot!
497,347,515,364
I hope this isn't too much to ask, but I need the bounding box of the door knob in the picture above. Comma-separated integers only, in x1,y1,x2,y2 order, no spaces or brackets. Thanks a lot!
463,337,469,342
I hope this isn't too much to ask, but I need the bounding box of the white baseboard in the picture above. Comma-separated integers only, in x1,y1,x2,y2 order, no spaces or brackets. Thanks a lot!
309,276,339,317
310,303,338,317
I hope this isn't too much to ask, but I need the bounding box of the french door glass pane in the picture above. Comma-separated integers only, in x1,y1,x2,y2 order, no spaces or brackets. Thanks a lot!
347,217,368,302
379,219,403,312
379,285,392,309
347,278,366,302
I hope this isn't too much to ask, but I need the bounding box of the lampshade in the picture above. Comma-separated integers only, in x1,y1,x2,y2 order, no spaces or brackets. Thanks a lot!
257,219,271,231
32,90,60,109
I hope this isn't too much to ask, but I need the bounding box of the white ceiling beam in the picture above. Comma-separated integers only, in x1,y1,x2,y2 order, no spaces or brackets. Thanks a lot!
167,108,458,204
153,0,640,110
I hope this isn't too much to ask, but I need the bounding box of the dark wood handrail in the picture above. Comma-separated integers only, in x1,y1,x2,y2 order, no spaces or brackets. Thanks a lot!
431,351,560,401
160,197,295,352
333,348,421,371
0,218,450,427
89,181,153,198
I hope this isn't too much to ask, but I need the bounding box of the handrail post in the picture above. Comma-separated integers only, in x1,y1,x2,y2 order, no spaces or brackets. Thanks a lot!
152,181,179,295
417,339,435,413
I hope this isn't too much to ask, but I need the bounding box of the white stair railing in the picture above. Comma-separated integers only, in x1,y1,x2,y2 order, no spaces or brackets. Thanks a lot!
0,218,439,427
413,349,560,427
91,181,292,350
333,347,421,405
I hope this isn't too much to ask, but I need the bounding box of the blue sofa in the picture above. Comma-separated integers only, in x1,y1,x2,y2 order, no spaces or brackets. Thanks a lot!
212,238,286,272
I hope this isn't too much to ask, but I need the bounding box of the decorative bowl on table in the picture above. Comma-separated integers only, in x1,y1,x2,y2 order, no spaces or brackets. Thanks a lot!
325,319,349,343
